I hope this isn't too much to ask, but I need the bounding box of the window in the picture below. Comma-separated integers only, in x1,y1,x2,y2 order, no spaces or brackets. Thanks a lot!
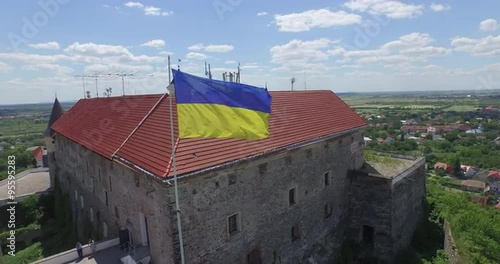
89,207,94,222
109,176,113,192
289,188,296,205
227,213,240,236
103,222,108,238
90,177,94,193
114,206,120,219
362,225,374,247
324,204,332,218
324,171,331,186
291,225,300,241
258,164,267,176
104,190,109,207
74,190,78,200
80,195,84,209
228,174,237,185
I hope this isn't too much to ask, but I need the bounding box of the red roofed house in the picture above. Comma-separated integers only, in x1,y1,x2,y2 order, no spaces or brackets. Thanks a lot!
46,90,425,263
434,162,452,174
32,146,47,168
487,171,500,182
401,125,428,134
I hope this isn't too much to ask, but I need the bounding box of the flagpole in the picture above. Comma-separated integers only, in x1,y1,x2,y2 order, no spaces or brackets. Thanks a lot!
168,56,186,264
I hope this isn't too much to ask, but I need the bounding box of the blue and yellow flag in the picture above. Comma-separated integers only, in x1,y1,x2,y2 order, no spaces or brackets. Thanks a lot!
172,69,272,140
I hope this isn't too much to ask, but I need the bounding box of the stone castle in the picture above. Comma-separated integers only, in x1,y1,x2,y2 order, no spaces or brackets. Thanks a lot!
44,90,425,263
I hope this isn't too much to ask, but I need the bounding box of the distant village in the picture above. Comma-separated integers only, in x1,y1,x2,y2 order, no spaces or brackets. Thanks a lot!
360,105,500,210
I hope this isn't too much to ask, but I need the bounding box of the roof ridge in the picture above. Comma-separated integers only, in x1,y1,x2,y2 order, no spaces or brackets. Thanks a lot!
111,93,168,158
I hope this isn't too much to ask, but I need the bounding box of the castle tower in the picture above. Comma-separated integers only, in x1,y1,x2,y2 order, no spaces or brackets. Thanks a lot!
44,97,64,187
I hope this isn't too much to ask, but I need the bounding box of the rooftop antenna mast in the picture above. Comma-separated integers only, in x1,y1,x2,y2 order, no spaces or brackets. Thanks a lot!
291,77,295,91
204,61,213,79
236,62,241,83
178,59,181,71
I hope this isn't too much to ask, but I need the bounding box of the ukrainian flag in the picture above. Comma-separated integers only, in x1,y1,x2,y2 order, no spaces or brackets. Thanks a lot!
172,69,272,140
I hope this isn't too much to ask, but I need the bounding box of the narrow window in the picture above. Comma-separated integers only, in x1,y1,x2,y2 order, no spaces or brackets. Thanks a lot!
115,206,120,219
104,190,109,207
291,225,300,241
228,213,240,236
74,190,78,200
324,171,330,186
80,195,84,209
289,188,296,205
109,176,113,192
362,225,375,247
324,204,332,218
90,177,95,193
89,207,94,222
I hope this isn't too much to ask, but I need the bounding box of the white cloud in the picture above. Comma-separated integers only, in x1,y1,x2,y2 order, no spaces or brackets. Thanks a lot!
225,60,236,64
330,32,450,65
124,2,172,16
140,39,166,48
270,38,334,72
344,0,424,19
187,43,234,53
479,19,498,32
64,42,133,57
0,61,14,73
28,41,60,50
186,52,208,60
257,12,267,16
22,64,73,75
274,9,361,32
241,63,260,70
159,51,173,56
429,3,450,12
451,35,500,56
124,2,143,8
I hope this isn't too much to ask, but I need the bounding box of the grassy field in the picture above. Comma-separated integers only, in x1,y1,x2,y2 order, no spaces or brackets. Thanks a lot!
0,119,46,137
443,105,479,112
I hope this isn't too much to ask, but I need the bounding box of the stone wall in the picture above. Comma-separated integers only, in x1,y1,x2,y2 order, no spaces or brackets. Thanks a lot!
349,173,393,260
443,220,459,264
390,158,426,255
53,134,176,263
349,157,426,263
174,131,365,264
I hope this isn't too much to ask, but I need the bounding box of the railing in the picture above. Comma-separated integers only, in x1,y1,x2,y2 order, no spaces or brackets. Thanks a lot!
32,237,120,264
121,240,135,256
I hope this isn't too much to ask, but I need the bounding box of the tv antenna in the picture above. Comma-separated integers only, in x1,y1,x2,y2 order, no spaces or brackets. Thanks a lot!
291,77,296,91
86,91,91,99
104,87,113,98
204,61,212,79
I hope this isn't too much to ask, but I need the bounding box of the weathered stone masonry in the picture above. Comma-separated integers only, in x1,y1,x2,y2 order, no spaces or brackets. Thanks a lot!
53,135,176,263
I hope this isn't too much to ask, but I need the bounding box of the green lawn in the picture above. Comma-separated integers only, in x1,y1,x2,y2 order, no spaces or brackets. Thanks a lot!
443,105,478,112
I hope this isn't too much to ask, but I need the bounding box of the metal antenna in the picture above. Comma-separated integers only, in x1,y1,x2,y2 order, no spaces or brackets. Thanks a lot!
291,77,295,91
178,59,181,70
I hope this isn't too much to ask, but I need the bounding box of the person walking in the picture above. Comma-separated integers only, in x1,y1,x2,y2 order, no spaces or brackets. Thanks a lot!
89,238,96,257
76,241,83,259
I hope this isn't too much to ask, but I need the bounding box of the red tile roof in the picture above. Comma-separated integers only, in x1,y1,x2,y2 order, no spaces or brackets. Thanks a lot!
32,146,43,161
488,171,500,179
52,91,367,178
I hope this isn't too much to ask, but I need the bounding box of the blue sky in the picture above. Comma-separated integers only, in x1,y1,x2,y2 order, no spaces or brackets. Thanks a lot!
1,0,500,104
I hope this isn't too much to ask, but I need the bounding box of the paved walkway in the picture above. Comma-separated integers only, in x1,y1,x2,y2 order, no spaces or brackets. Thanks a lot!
0,168,50,200
66,246,133,264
